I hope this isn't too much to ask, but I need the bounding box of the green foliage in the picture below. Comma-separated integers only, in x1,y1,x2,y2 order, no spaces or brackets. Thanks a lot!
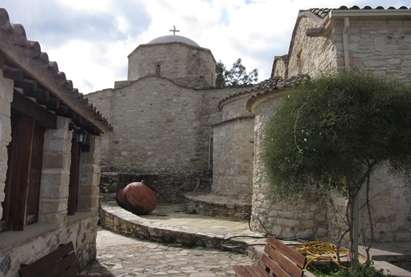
215,58,258,88
263,72,411,198
310,263,385,277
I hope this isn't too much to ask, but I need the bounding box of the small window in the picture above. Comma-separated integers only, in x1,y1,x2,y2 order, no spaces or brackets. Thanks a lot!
155,63,161,76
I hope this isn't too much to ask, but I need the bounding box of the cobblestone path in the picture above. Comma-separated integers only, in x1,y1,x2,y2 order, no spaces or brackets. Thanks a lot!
81,229,252,277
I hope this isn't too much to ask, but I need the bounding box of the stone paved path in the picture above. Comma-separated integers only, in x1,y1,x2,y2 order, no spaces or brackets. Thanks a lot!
81,229,253,277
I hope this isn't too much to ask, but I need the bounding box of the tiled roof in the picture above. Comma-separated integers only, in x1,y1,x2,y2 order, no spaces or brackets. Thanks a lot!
246,75,309,111
308,6,411,19
0,8,111,132
218,75,308,111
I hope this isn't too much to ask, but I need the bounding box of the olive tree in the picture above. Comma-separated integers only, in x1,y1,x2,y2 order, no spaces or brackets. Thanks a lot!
263,72,411,269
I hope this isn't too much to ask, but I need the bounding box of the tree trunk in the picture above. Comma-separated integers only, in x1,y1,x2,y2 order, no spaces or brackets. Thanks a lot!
351,190,360,269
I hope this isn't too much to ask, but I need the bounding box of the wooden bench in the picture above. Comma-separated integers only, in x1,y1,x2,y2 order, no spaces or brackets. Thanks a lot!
19,242,80,277
233,238,307,277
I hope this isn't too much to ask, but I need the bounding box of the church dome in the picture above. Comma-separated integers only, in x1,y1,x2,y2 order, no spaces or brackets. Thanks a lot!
148,35,200,47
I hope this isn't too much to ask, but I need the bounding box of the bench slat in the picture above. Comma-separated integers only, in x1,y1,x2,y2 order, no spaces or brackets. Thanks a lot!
233,265,268,277
267,238,306,268
262,254,291,277
233,265,256,277
265,244,303,277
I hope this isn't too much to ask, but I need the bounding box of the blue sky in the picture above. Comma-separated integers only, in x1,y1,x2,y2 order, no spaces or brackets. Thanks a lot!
2,0,411,92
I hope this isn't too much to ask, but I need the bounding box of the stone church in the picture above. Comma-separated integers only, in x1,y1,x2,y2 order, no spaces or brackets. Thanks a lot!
88,6,411,244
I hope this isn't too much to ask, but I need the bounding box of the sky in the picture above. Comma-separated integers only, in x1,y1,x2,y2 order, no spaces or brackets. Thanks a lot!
2,0,410,93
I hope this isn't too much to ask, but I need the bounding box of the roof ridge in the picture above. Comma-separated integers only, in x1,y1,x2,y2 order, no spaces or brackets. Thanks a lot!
306,6,411,18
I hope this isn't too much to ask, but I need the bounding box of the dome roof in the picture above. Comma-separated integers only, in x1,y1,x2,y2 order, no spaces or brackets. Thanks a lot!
148,35,199,47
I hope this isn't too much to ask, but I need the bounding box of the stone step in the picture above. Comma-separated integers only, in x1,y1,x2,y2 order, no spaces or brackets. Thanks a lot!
183,192,251,220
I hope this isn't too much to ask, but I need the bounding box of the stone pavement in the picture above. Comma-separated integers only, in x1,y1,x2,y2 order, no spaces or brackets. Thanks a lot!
80,229,253,276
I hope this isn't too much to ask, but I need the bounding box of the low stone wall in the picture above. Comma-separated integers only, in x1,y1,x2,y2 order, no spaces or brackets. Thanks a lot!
0,215,97,277
184,192,251,220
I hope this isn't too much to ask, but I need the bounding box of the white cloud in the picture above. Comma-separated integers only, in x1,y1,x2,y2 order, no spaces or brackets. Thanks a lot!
58,0,112,13
4,0,410,92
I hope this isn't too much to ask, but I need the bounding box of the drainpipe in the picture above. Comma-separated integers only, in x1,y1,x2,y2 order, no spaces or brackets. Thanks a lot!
342,17,350,71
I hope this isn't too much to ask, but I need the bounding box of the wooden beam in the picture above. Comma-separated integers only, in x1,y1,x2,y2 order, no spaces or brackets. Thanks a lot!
14,78,38,92
12,92,57,129
2,65,24,81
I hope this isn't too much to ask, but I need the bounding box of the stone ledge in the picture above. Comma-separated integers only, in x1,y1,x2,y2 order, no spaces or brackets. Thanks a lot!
0,223,56,251
99,202,263,253
183,192,251,220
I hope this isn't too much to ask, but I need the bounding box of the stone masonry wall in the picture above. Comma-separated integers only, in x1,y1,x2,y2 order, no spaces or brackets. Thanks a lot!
249,91,327,240
221,93,254,121
212,117,254,200
86,79,239,201
334,17,411,83
287,16,338,78
85,89,113,169
273,59,287,79
0,101,101,276
128,43,216,89
0,69,13,221
211,93,255,200
327,165,411,244
0,216,97,277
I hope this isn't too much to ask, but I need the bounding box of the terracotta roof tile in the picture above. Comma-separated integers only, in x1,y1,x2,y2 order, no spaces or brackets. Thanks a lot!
308,6,411,18
246,74,309,111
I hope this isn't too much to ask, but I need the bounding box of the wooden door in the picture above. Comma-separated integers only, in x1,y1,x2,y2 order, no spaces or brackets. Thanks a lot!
3,111,35,230
26,123,45,225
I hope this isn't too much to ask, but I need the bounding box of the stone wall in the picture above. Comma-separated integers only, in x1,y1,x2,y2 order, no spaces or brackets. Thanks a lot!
249,89,411,243
272,58,287,79
333,17,411,83
0,78,102,276
128,43,216,89
212,117,254,200
327,165,411,244
0,216,97,277
221,93,254,121
211,93,255,200
87,78,238,201
287,16,338,78
0,70,13,221
249,91,327,240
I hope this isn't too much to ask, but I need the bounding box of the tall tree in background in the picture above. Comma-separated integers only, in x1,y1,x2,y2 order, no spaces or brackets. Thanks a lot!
216,58,258,88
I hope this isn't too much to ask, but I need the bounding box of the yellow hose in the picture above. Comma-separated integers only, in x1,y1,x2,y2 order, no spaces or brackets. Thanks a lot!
295,241,350,268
